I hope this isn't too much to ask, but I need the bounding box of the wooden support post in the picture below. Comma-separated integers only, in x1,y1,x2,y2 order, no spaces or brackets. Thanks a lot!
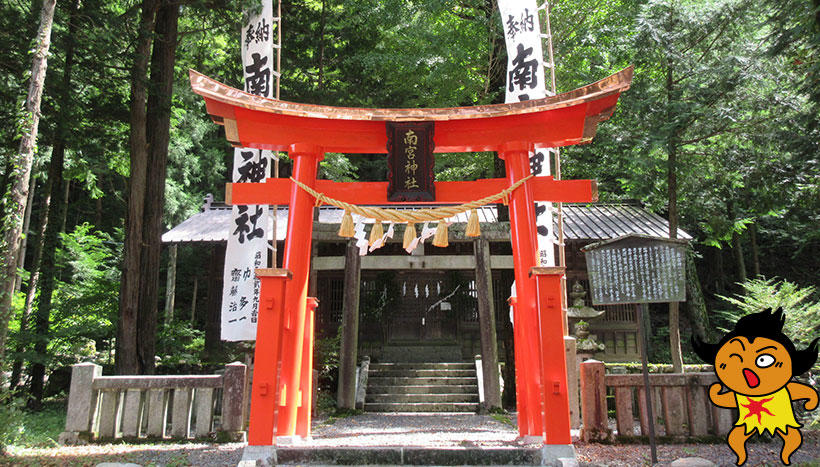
474,237,501,410
190,277,198,325
579,359,610,441
204,244,225,360
338,240,361,409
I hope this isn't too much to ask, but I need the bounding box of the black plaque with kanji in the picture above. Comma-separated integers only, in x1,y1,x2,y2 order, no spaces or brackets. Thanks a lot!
387,122,435,202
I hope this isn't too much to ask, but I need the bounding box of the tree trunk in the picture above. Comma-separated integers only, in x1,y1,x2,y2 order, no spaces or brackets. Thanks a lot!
317,0,327,90
28,0,82,407
15,172,38,292
28,143,67,408
666,65,683,373
749,222,760,278
9,175,50,389
164,244,177,327
732,230,747,284
0,0,57,368
684,247,709,341
714,246,726,294
135,0,180,374
116,0,158,375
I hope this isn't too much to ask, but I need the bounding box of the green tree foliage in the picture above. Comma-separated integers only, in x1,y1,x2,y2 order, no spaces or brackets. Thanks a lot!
716,277,820,349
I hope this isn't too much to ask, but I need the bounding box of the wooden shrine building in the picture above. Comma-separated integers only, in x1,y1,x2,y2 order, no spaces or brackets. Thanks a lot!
163,200,691,363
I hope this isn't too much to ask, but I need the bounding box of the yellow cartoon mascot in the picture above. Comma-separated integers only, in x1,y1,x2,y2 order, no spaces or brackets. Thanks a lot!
693,308,818,465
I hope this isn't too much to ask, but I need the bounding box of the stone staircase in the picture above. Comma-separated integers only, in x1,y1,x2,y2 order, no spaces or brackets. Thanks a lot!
365,362,479,412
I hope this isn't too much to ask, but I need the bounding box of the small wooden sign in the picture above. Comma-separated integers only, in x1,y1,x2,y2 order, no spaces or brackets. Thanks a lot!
387,122,435,202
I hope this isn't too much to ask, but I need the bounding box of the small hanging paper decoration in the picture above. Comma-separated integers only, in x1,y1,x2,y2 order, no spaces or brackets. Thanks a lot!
291,174,533,250
403,222,417,250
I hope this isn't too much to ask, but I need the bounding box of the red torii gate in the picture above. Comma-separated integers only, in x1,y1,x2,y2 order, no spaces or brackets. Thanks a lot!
189,67,632,447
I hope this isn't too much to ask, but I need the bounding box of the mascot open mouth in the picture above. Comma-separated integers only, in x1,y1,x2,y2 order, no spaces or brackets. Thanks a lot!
743,368,760,388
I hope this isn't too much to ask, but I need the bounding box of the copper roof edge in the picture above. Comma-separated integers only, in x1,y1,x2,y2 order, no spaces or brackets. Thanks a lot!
188,66,633,122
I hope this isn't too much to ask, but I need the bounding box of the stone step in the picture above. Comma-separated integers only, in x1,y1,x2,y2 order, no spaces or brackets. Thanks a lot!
366,393,479,403
258,446,549,465
367,384,478,394
368,368,476,378
367,376,477,386
363,402,478,413
380,346,463,363
369,362,474,370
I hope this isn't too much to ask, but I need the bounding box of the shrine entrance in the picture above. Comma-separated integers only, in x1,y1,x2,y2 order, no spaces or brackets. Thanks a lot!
189,66,632,449
388,271,457,342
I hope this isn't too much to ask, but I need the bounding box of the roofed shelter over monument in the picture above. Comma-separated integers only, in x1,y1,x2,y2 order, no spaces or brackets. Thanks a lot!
188,66,633,447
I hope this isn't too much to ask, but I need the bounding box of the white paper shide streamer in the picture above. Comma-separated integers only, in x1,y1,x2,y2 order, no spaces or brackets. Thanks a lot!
221,1,275,341
498,0,556,267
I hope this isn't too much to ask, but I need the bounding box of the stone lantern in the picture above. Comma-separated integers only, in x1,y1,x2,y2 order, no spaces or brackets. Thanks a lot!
566,280,605,360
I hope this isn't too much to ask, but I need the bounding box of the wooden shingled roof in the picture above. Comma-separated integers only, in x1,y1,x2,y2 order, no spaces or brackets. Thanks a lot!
162,200,690,244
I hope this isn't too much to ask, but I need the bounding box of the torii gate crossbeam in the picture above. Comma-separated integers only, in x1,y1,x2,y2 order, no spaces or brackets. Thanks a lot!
189,67,632,448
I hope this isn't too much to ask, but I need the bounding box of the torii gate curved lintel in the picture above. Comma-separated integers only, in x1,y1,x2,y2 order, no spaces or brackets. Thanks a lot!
189,67,632,447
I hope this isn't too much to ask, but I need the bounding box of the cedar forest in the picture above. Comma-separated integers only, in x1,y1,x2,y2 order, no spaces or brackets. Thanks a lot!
0,0,818,427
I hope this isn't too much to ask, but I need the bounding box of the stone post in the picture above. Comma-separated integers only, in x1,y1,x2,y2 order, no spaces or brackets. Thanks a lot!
564,336,580,429
579,359,610,442
58,362,102,445
222,362,248,441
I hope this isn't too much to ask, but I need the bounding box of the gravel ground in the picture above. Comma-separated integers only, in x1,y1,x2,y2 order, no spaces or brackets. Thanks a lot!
3,414,818,466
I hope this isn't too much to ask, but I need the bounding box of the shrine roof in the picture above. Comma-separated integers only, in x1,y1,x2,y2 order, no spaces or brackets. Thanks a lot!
162,200,690,244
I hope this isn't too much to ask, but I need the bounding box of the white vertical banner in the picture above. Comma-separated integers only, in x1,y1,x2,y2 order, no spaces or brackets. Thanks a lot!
221,1,275,341
498,0,556,267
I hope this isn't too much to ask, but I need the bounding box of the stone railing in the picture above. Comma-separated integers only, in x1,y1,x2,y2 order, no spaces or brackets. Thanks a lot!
579,360,733,441
59,362,247,444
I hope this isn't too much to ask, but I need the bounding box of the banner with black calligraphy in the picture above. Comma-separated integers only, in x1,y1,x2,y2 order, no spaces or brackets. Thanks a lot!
498,0,556,267
221,0,275,341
